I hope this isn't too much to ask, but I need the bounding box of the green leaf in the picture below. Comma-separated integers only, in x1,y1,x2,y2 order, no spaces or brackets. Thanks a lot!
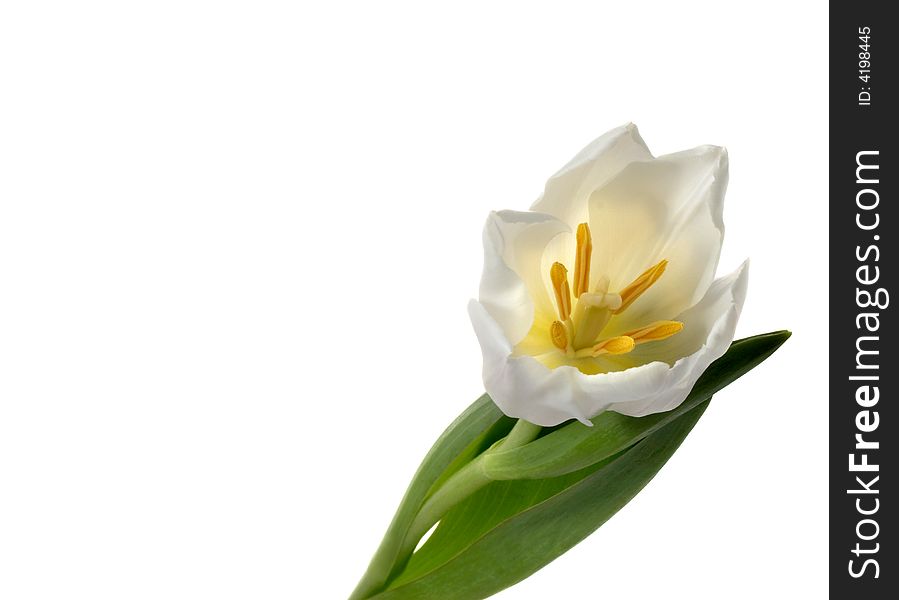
373,400,709,600
355,330,790,599
482,330,791,480
349,395,514,600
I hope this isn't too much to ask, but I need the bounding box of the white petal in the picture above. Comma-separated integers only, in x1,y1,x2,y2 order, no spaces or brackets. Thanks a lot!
589,145,729,330
478,210,569,345
470,299,672,427
469,262,749,426
530,123,653,228
607,261,750,416
469,300,595,426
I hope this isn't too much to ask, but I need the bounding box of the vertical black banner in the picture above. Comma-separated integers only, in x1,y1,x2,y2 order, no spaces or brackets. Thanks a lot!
831,2,896,597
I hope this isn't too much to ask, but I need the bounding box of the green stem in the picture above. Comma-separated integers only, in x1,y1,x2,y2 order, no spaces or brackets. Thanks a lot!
394,458,489,562
354,419,541,599
501,418,543,448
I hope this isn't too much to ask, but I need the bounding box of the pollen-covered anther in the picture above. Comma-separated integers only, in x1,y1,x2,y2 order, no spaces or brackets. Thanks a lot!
573,223,592,297
614,259,668,314
592,335,636,356
550,320,569,350
550,262,572,321
624,320,684,344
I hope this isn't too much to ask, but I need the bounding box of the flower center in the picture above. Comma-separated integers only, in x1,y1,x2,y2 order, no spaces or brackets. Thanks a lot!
547,222,684,359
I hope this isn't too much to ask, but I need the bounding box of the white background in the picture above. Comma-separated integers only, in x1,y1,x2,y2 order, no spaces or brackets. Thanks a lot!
1,1,827,598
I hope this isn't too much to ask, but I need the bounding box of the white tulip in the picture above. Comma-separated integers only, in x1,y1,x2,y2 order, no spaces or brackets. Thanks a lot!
469,124,749,426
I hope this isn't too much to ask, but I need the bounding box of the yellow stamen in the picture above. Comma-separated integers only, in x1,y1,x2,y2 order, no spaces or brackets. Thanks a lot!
573,223,592,297
550,262,572,321
593,335,636,356
574,335,636,358
550,320,568,350
614,259,668,314
623,320,684,344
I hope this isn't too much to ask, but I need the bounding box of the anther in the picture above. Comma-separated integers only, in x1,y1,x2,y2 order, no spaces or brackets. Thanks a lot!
574,335,636,358
614,259,668,314
623,320,684,344
595,335,636,355
573,223,593,297
550,320,569,350
550,262,572,321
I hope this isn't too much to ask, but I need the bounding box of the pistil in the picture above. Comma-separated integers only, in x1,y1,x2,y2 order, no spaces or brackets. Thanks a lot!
571,290,621,350
544,222,682,365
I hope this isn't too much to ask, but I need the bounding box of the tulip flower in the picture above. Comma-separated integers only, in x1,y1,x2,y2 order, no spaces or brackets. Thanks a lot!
470,123,748,426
